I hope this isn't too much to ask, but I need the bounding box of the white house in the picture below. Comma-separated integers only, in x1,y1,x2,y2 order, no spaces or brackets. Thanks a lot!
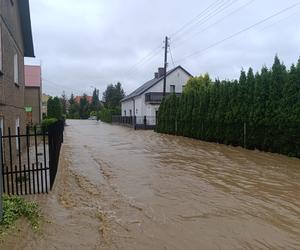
121,66,192,125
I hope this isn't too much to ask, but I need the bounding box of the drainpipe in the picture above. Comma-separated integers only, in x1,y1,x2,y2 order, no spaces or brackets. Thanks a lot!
0,128,3,221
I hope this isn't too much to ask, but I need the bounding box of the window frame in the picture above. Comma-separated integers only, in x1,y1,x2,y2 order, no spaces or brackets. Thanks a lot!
0,25,3,75
170,85,175,93
14,53,18,84
0,116,4,136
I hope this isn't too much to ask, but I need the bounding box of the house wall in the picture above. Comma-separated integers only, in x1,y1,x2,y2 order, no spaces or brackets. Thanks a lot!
121,99,133,116
121,96,143,117
147,68,190,93
122,67,191,120
0,0,27,162
24,87,41,125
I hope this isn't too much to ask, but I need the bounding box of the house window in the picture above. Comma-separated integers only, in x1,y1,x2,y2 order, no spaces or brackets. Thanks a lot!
136,109,138,115
182,85,185,92
0,117,3,136
0,117,3,149
170,85,175,93
0,26,2,74
14,53,18,84
129,110,132,116
124,110,126,116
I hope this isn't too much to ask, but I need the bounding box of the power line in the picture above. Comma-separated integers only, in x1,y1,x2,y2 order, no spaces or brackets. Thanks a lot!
124,43,163,76
123,0,231,77
175,1,300,63
169,0,225,39
124,47,163,78
259,8,300,32
42,78,83,94
172,0,239,44
169,45,175,68
173,0,254,50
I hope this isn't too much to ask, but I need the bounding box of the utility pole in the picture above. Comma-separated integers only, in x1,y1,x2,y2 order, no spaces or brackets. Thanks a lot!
163,36,169,97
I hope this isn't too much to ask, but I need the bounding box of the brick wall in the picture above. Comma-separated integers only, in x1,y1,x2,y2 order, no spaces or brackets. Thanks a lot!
0,0,26,164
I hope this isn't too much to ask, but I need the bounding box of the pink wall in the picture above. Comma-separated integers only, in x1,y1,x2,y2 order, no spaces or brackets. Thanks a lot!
24,65,41,87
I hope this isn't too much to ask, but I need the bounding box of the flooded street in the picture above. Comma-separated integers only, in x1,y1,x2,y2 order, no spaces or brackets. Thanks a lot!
3,119,300,250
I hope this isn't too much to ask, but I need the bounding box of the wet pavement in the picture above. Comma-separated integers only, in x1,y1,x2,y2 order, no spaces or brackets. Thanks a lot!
2,120,300,249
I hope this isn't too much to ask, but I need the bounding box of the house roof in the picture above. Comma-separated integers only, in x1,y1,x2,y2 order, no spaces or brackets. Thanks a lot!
25,65,41,87
75,96,93,104
18,0,34,57
121,65,192,102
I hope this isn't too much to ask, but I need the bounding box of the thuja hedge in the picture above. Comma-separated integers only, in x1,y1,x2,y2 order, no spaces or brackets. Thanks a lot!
156,56,300,158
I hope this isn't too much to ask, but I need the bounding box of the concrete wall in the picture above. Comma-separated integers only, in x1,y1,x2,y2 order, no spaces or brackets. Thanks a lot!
24,87,42,125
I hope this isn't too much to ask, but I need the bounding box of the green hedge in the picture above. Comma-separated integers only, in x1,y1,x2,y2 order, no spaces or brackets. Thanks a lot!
41,118,58,130
99,107,120,123
156,56,300,158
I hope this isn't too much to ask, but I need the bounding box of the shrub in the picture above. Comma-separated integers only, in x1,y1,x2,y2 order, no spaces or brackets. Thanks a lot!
0,196,41,237
42,118,58,130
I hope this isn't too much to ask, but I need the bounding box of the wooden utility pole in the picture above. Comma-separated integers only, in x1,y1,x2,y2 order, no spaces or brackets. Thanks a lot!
163,36,169,97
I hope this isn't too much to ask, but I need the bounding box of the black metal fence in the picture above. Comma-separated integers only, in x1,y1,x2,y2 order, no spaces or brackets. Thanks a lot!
0,120,64,195
112,116,156,130
48,120,64,189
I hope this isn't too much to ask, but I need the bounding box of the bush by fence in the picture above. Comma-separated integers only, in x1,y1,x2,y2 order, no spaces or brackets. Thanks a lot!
99,107,121,123
156,56,300,158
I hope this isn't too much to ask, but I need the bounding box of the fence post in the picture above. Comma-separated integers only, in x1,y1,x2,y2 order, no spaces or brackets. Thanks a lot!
0,128,3,221
144,116,147,129
133,116,136,130
244,122,247,148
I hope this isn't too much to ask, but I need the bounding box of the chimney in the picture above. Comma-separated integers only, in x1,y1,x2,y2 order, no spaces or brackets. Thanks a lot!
158,67,164,78
154,72,159,78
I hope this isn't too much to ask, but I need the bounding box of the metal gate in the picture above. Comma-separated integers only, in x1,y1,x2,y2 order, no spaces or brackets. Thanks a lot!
0,120,64,195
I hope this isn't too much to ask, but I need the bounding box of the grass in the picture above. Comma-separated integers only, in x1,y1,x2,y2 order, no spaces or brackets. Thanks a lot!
0,195,41,238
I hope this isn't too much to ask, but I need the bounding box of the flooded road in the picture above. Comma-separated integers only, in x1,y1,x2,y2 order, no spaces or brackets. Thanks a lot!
3,119,300,249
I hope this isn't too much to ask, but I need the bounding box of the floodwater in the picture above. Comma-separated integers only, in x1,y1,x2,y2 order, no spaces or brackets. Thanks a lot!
2,120,300,250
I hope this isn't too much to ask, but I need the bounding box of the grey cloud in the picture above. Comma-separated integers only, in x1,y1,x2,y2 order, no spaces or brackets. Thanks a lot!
27,0,300,97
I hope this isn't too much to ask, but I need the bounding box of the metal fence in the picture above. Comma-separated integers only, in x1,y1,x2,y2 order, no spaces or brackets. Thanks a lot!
112,116,156,130
0,120,64,195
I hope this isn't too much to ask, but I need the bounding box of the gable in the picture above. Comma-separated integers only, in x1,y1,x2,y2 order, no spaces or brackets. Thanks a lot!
121,66,192,102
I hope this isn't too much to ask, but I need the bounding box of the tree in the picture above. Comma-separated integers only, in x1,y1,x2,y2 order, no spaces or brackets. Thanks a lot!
184,74,212,93
79,94,90,119
156,55,300,158
91,88,101,112
47,96,62,120
68,93,80,119
103,82,125,109
61,91,67,115
99,82,125,123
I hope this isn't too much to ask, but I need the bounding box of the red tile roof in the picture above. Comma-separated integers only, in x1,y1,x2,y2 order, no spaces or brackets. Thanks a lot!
75,96,93,104
25,65,41,87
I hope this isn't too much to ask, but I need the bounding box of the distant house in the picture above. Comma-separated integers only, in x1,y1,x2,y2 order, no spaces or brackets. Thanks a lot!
24,65,42,125
75,96,93,104
42,94,50,118
121,66,192,123
0,0,34,135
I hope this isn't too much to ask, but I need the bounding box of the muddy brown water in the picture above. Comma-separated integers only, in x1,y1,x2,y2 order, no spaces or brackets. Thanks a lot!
1,120,300,250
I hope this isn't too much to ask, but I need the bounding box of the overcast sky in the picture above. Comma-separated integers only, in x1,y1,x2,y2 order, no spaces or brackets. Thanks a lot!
25,0,300,98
